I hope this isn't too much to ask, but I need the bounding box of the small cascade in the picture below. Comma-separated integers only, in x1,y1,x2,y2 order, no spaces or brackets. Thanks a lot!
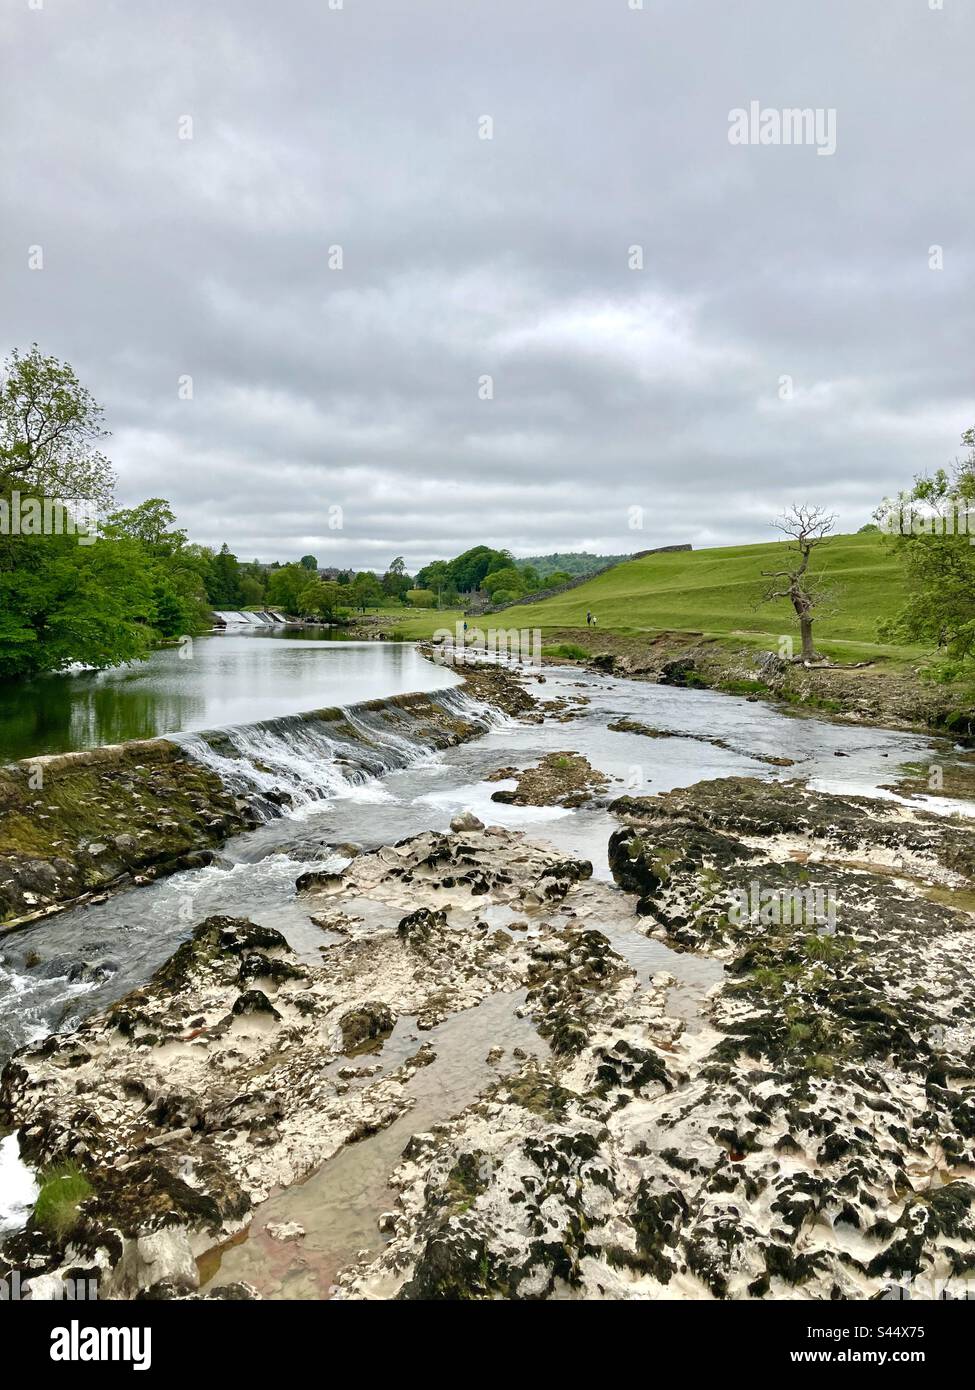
213,609,289,628
176,686,500,814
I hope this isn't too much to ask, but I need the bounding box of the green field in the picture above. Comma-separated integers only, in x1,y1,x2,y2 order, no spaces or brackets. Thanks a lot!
386,533,920,663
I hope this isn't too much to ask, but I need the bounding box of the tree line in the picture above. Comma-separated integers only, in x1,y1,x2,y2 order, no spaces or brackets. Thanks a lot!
3,345,973,688
0,348,562,680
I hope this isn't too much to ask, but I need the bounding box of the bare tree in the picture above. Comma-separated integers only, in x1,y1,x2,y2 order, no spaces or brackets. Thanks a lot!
761,504,835,662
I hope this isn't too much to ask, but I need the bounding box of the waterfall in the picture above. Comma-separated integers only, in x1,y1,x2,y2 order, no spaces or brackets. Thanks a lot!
213,610,290,627
175,686,500,815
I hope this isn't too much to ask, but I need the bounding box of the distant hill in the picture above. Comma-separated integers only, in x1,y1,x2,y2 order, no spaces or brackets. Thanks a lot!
516,552,628,579
501,532,909,657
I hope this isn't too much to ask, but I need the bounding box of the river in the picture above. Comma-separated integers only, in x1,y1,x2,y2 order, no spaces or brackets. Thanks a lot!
0,631,461,761
0,643,947,1066
0,637,958,1257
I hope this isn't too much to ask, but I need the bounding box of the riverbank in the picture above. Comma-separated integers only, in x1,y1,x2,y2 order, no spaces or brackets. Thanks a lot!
539,628,975,736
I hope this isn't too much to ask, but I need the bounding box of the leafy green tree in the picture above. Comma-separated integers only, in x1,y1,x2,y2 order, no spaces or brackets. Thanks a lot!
239,574,264,606
425,545,509,594
105,498,185,552
382,555,412,601
0,522,155,677
299,554,318,571
296,578,346,620
414,559,455,606
207,543,244,607
877,427,975,676
318,581,347,620
482,566,525,599
0,345,115,507
103,498,211,635
351,571,385,611
266,563,308,613
406,588,435,607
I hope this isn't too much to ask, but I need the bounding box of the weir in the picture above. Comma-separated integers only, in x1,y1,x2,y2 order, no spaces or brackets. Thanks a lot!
174,686,500,812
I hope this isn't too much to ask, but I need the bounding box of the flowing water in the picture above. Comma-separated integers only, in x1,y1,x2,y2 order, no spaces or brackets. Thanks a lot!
0,640,963,1276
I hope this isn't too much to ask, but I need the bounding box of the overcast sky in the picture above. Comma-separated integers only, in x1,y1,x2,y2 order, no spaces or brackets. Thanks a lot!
2,0,972,571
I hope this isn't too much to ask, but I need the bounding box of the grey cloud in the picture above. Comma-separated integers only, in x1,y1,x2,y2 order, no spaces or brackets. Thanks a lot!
1,0,972,569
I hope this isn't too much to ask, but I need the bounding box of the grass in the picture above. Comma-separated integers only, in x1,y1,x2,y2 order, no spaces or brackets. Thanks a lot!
542,642,591,660
372,534,923,663
33,1162,93,1239
378,605,465,640
492,533,914,655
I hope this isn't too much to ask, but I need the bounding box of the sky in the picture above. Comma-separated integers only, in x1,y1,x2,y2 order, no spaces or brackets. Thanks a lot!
2,0,973,572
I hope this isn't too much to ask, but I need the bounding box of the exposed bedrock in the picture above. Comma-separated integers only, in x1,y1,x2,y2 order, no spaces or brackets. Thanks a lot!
339,778,975,1300
0,826,605,1298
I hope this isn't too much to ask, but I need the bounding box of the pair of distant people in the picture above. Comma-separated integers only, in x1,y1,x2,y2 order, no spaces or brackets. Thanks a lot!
585,610,598,627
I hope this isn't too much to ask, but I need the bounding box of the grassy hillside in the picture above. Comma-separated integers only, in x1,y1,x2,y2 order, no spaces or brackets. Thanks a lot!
390,533,919,662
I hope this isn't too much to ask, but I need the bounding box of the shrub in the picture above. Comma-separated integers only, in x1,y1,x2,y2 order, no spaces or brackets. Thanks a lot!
33,1162,93,1239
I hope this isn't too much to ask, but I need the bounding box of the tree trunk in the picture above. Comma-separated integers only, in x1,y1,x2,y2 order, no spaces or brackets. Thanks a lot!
799,614,817,661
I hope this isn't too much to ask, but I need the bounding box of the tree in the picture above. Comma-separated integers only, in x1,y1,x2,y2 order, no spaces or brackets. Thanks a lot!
105,498,185,553
406,588,435,607
424,545,509,594
482,566,526,600
103,500,211,637
239,574,264,606
382,555,412,601
415,559,453,607
0,345,115,507
877,427,975,674
318,581,346,621
266,563,308,614
0,524,155,677
296,579,345,620
299,554,318,571
351,571,384,612
207,543,244,608
761,505,835,661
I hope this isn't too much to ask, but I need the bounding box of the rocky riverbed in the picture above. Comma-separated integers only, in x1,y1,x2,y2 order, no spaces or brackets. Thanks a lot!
335,779,975,1300
3,757,973,1301
0,825,620,1296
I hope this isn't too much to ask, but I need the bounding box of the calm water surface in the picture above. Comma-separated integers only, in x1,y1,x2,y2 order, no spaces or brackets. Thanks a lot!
0,632,461,760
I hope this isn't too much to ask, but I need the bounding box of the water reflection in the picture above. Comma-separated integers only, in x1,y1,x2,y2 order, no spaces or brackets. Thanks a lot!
0,633,460,760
